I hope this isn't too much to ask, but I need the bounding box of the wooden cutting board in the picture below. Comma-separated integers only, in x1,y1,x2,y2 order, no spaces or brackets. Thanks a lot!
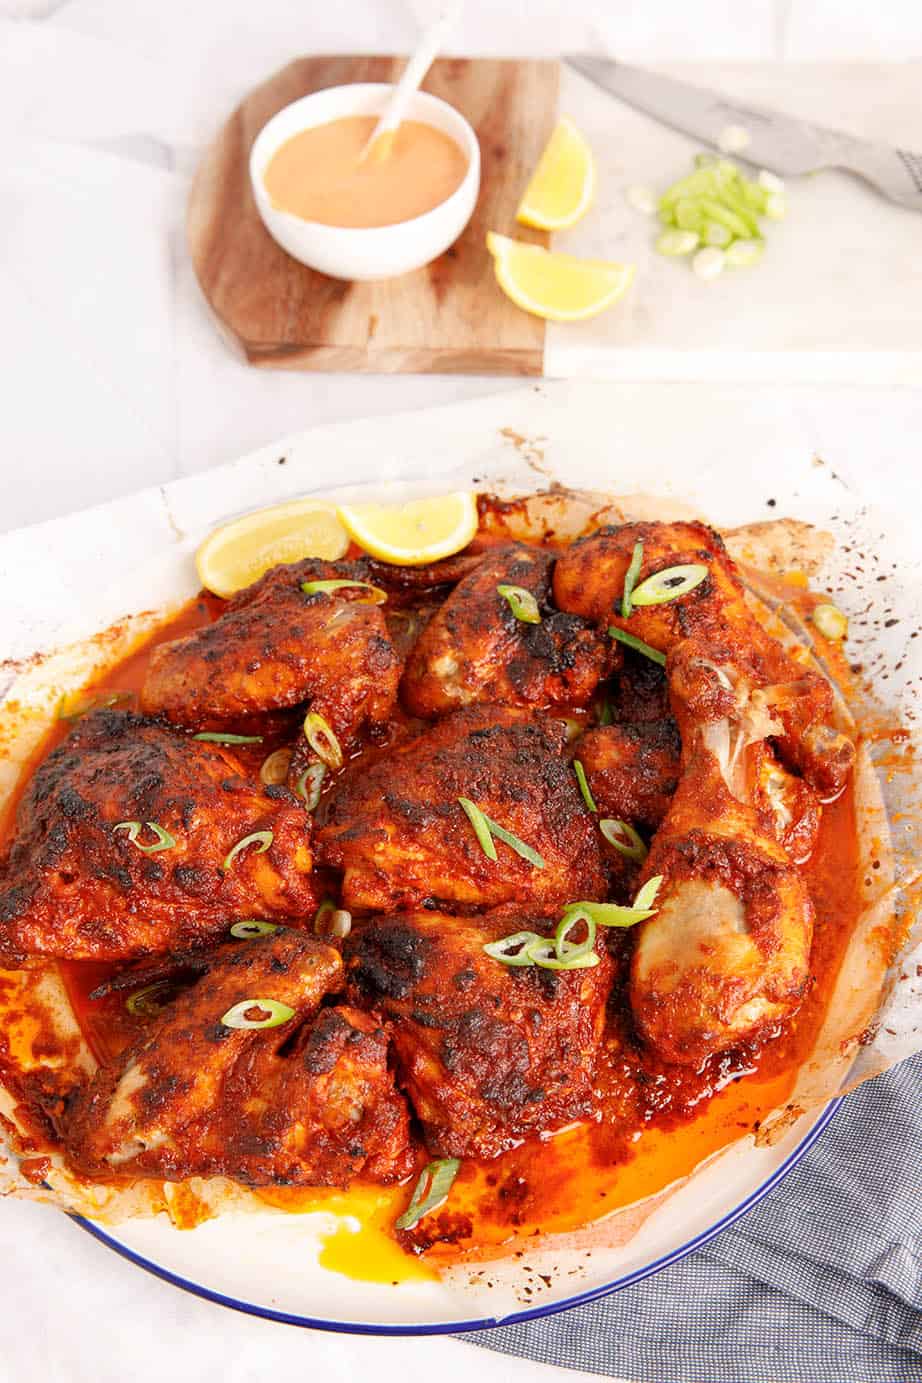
188,55,559,376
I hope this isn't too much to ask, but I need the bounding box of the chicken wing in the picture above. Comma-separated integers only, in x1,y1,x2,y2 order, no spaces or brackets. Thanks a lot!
401,545,615,717
66,928,414,1185
317,705,607,912
630,639,816,1065
345,910,612,1159
141,559,401,755
554,521,854,796
0,710,317,964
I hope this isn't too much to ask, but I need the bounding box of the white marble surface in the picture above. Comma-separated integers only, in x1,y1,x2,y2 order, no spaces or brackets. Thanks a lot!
2,4,922,1382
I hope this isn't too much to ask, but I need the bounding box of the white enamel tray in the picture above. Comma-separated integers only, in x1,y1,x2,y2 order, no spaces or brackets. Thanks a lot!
4,381,919,1334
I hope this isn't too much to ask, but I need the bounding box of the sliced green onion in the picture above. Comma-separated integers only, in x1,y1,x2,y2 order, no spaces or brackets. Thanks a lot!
554,907,597,961
497,584,541,624
562,717,583,744
812,602,848,641
597,698,614,727
608,627,666,666
758,169,784,194
725,238,764,268
113,820,176,854
222,830,273,870
525,937,601,971
313,898,337,936
395,1158,460,1231
717,124,751,155
563,899,655,930
297,762,327,810
259,748,292,786
620,540,644,618
483,930,543,967
656,228,699,256
573,759,597,813
704,220,732,247
58,689,133,721
486,819,546,870
693,246,726,280
631,563,708,608
764,193,787,220
192,732,263,745
303,711,343,770
625,184,657,215
600,818,648,863
458,797,498,862
230,920,279,939
301,579,386,604
220,997,295,1030
634,874,664,911
125,981,174,1017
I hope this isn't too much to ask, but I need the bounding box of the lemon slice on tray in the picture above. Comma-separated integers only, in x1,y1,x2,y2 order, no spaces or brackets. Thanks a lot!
337,492,478,566
516,117,596,231
195,498,349,598
486,233,635,323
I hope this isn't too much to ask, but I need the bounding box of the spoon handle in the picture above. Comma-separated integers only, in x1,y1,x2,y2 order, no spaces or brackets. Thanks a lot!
363,2,462,162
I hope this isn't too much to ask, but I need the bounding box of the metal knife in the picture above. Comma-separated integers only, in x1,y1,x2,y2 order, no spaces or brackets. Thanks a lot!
566,54,922,212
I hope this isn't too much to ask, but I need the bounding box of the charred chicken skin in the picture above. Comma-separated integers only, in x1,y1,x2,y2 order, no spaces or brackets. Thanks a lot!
401,544,615,717
345,910,613,1159
317,705,607,913
554,521,854,797
630,636,817,1065
66,929,414,1185
141,559,401,757
0,710,317,965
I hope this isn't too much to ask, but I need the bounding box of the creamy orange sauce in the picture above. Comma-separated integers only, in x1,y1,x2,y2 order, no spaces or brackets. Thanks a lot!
263,116,468,228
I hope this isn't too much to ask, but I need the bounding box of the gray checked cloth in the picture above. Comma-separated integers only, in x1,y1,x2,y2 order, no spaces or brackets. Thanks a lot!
467,1052,922,1382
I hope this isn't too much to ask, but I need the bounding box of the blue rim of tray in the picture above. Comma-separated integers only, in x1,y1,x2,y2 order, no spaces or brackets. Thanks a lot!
71,1096,841,1335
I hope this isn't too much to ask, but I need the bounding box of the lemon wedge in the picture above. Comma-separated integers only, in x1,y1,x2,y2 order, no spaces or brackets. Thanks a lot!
516,117,596,230
486,233,635,323
195,499,349,598
337,492,478,566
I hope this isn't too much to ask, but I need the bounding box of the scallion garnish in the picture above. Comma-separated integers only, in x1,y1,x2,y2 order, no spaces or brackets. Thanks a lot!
113,820,176,854
230,920,279,939
561,878,663,930
488,818,546,870
608,627,666,666
220,998,295,1030
58,689,134,721
633,874,664,911
597,698,614,727
620,541,644,617
222,830,273,870
631,563,708,607
573,759,597,813
259,748,292,786
554,907,597,961
296,762,326,810
395,1158,461,1231
125,981,174,1017
192,732,264,745
457,797,498,862
497,584,541,625
303,711,343,770
313,898,337,936
599,818,648,863
525,938,601,971
483,930,543,966
812,602,848,641
301,578,386,604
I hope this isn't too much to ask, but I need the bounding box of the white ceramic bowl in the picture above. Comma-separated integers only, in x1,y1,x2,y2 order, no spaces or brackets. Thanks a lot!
249,83,481,282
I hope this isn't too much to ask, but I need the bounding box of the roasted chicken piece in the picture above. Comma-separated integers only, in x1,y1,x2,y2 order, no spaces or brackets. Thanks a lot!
630,638,816,1065
317,705,606,912
66,929,414,1185
0,710,317,964
578,721,680,834
554,521,854,796
401,544,615,717
141,560,401,759
345,910,613,1158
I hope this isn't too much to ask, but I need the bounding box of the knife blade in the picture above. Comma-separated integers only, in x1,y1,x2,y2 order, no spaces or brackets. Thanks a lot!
566,54,922,212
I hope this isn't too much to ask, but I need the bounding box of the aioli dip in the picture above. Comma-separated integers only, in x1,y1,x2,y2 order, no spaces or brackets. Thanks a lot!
263,115,469,228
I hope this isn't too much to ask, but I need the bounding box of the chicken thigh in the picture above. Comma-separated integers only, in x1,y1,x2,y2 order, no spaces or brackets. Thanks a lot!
66,928,414,1185
0,710,317,964
317,705,606,912
345,910,613,1159
401,545,615,717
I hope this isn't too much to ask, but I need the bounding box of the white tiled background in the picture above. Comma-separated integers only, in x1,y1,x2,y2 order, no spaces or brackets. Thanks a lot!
2,4,921,1382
